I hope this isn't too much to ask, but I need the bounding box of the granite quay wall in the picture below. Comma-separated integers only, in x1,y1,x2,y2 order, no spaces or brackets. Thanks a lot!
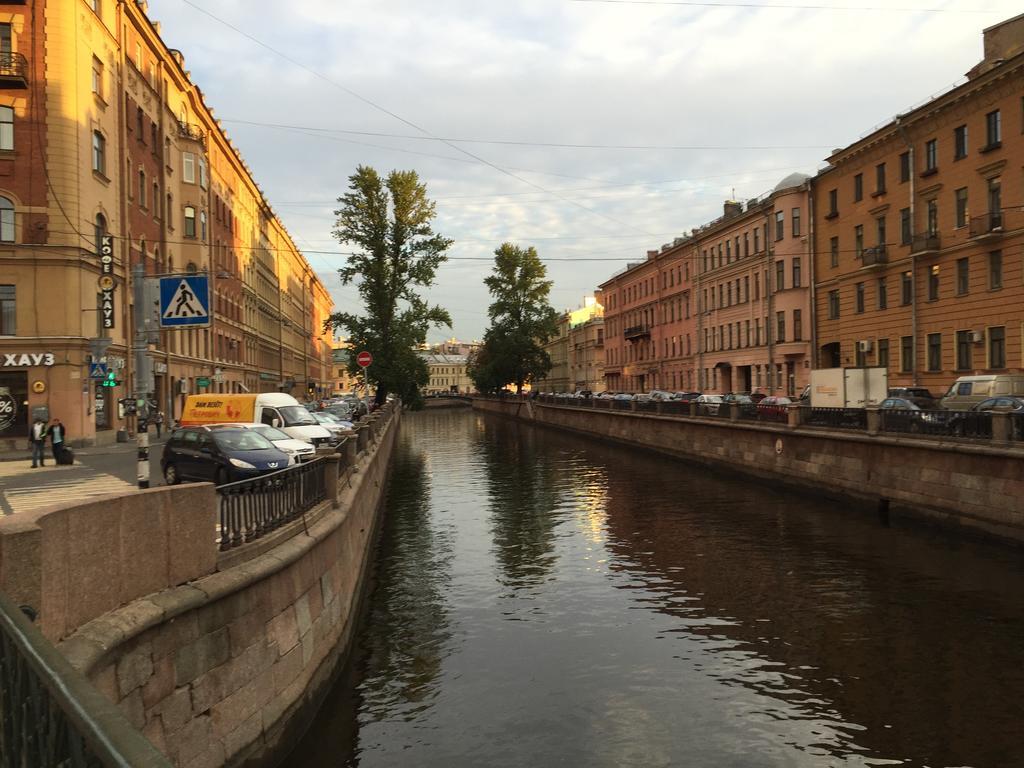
0,401,401,768
473,397,1024,545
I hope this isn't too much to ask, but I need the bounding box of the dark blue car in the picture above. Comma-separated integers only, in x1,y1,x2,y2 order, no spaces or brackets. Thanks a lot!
162,426,290,486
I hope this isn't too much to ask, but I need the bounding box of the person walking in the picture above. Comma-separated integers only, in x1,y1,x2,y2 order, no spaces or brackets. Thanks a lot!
49,418,68,464
153,409,165,439
29,417,48,468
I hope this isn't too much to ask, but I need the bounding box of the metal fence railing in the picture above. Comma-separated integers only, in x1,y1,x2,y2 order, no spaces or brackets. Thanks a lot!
1011,413,1024,441
0,593,172,768
879,409,993,439
805,407,868,430
217,458,327,551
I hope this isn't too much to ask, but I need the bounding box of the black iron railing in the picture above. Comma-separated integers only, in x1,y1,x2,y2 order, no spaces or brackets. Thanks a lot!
0,593,171,768
624,325,650,340
737,403,790,424
861,245,887,266
805,407,868,430
910,233,941,254
660,400,691,416
217,459,327,551
969,212,1003,238
0,52,28,84
1010,413,1024,441
611,399,633,411
635,400,659,413
176,120,204,143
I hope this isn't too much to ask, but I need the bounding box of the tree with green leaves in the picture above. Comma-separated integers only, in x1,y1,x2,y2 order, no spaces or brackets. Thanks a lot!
327,166,452,408
471,243,558,394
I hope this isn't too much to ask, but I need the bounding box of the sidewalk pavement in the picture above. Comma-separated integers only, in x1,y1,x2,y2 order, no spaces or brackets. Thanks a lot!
0,435,169,463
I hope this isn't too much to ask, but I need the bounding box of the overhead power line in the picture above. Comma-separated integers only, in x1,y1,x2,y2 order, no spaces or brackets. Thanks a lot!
219,118,835,152
565,0,997,12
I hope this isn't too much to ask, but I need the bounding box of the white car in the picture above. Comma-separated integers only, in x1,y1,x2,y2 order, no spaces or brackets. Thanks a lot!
696,394,724,415
210,423,317,464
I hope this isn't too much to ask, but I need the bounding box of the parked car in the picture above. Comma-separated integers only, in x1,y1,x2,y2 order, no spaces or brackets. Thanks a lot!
632,393,653,403
758,395,793,417
888,387,939,409
206,423,316,464
671,391,702,402
971,396,1024,412
648,390,675,401
311,412,351,441
696,394,724,415
722,393,754,405
611,393,634,401
162,426,291,486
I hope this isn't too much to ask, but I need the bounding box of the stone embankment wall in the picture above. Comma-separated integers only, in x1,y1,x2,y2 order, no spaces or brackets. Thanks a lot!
0,403,401,768
473,398,1024,545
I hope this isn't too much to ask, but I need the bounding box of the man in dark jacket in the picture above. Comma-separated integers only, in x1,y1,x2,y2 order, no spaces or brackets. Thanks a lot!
29,417,47,467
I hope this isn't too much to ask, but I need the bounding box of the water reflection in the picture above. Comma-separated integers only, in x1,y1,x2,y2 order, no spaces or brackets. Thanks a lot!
290,410,1024,768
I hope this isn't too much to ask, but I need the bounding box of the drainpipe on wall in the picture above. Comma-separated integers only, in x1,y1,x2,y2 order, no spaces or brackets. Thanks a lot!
695,246,704,391
766,209,775,395
896,116,917,385
807,179,818,378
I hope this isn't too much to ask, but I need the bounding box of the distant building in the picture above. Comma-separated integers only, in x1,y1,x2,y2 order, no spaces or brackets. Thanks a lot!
330,341,360,395
430,338,481,357
567,296,605,392
422,353,472,394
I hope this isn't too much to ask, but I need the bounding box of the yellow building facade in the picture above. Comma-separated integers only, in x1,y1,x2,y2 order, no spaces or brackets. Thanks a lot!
0,0,332,448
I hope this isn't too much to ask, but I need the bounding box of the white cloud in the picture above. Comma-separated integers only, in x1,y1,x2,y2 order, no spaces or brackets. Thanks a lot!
150,0,1019,340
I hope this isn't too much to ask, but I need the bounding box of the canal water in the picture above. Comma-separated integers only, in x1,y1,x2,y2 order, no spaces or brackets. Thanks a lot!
288,409,1024,768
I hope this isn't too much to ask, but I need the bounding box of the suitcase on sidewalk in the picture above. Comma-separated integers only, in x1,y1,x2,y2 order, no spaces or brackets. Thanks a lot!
55,445,74,465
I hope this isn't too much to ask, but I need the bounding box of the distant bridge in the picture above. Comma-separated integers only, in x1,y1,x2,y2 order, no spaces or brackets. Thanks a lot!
423,394,473,408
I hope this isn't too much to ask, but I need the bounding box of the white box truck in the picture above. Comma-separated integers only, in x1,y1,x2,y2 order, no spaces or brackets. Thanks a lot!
809,367,888,408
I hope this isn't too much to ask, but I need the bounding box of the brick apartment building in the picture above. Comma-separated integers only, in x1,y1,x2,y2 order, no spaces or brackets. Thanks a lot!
0,0,333,448
813,14,1024,393
601,173,813,396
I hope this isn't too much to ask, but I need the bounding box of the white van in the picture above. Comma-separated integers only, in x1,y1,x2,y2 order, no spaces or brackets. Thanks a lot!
181,393,336,448
939,375,1024,410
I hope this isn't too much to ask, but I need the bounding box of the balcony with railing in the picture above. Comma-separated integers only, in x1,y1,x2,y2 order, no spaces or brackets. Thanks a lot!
860,245,887,267
624,325,651,341
0,52,29,89
176,120,205,144
969,211,1003,239
910,232,941,255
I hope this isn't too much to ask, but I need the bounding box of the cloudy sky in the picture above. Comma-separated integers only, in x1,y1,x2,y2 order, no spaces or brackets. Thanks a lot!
149,0,1018,342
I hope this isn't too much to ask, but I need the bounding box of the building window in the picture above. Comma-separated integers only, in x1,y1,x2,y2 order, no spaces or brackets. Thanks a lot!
989,250,1002,290
775,260,784,292
138,170,146,208
955,187,968,228
793,309,802,341
167,193,173,228
953,124,967,159
183,152,195,184
989,326,1006,369
184,205,196,238
926,199,938,236
927,333,942,371
899,151,910,182
900,207,911,245
0,105,11,152
854,224,863,259
151,123,157,150
792,257,801,289
875,163,886,194
791,208,801,237
200,210,207,241
774,210,784,241
878,338,889,368
830,236,839,268
94,213,106,250
853,173,863,202
956,330,972,371
0,285,13,335
92,57,103,98
987,177,1001,222
855,282,865,314
901,271,913,305
0,197,13,243
91,0,101,14
928,265,940,301
199,158,208,190
136,107,144,139
828,290,840,320
901,336,914,373
876,215,886,246
877,277,888,310
827,189,838,216
153,182,159,217
984,109,1001,149
92,132,106,175
753,227,760,253
135,42,142,70
924,139,937,172
956,257,969,295
776,311,785,343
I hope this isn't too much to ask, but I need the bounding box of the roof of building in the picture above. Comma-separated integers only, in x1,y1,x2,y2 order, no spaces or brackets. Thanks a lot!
773,172,811,193
420,353,468,365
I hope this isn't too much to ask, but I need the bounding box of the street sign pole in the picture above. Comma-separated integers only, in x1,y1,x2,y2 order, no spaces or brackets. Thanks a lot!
131,263,152,489
356,351,373,414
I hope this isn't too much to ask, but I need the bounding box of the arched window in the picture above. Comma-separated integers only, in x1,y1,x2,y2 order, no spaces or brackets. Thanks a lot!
184,205,196,238
0,196,13,242
94,213,106,251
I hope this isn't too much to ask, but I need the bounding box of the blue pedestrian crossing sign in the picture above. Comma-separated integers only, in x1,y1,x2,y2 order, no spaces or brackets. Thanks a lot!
159,275,210,328
88,361,108,380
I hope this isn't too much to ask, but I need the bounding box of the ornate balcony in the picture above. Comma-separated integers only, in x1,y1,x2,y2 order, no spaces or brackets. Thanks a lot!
177,120,205,144
0,53,28,89
861,245,887,267
969,212,1003,239
910,233,941,255
624,325,651,341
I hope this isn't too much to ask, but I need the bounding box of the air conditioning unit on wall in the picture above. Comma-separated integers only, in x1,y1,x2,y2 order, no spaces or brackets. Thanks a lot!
970,331,984,343
857,339,873,352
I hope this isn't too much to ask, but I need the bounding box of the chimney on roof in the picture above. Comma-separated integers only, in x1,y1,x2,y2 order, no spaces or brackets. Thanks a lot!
646,250,658,260
723,200,743,218
967,13,1024,79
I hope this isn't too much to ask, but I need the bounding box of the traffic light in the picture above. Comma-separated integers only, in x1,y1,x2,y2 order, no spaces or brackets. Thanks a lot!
101,371,120,388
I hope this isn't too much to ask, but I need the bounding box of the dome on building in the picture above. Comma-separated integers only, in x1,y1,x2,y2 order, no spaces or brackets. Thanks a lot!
773,171,811,193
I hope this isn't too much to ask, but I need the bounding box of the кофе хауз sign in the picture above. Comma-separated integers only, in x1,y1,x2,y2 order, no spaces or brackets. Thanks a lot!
2,353,55,367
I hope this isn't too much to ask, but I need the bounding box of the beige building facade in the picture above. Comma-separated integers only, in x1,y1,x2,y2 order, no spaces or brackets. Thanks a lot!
0,0,332,448
423,353,472,394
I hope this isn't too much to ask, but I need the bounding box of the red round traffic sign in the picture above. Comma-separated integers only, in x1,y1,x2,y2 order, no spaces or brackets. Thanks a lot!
356,351,373,368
